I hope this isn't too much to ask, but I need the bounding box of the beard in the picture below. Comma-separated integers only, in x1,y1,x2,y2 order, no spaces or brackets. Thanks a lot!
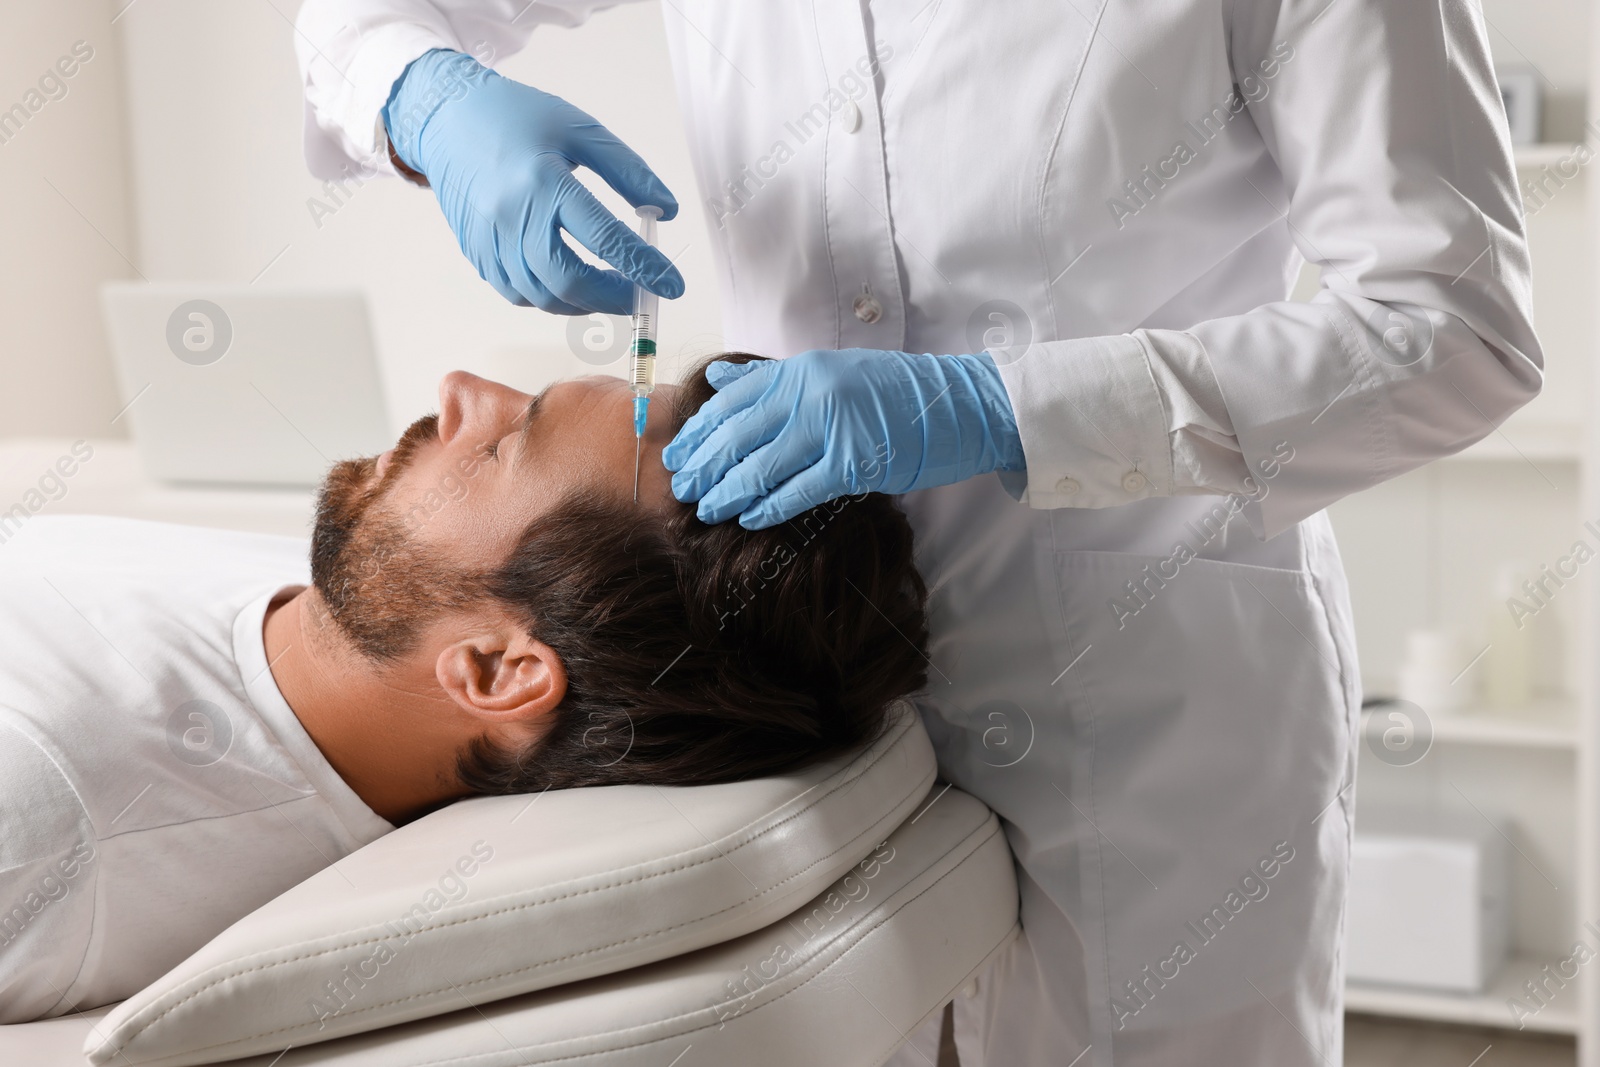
309,414,484,662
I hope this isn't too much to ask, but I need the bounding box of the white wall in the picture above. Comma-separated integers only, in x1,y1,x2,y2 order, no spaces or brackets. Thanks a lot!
0,0,135,438
1482,0,1590,139
113,0,724,436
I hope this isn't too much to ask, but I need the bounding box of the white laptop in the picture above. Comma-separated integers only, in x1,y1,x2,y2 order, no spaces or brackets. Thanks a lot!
100,284,391,487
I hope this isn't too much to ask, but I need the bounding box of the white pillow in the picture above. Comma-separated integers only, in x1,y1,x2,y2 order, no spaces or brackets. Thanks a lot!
87,702,935,1067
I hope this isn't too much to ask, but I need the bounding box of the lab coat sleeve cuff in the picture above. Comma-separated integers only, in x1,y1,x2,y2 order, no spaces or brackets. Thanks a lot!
992,334,1175,509
302,22,458,180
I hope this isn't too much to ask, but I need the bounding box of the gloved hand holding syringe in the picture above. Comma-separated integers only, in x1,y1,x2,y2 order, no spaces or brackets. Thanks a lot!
381,49,684,315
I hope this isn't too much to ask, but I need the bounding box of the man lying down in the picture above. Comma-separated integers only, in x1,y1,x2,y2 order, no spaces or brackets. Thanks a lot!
0,354,929,1023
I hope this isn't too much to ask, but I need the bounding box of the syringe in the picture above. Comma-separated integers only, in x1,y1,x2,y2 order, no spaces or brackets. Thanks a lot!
630,204,663,503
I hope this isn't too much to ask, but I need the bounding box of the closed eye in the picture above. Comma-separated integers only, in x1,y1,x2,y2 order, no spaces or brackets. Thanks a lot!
510,388,549,471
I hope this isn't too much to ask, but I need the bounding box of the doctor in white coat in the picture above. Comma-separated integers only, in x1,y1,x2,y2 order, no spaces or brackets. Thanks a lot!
296,2,1542,1064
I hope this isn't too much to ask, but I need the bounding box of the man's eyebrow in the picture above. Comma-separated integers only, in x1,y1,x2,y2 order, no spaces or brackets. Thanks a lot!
511,387,550,469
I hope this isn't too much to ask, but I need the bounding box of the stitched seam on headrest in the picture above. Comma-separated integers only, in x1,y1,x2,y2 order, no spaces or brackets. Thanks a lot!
147,814,1000,1067
317,820,1009,1067
106,713,932,1052
453,702,920,915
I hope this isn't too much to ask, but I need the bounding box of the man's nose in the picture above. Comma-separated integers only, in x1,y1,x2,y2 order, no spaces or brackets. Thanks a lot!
436,371,522,444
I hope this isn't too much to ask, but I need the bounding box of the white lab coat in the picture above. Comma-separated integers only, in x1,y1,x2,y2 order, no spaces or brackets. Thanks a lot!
296,3,1541,1064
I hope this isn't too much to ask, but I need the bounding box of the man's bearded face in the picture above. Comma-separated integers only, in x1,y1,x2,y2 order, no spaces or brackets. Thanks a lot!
309,414,480,661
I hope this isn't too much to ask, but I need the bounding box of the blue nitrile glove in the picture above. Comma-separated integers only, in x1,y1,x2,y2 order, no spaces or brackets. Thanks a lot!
663,349,1026,528
383,49,684,315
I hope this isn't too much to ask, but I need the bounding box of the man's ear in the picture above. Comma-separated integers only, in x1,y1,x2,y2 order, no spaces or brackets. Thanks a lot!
435,621,567,726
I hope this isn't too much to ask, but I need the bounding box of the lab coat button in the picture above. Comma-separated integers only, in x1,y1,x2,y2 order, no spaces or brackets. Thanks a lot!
1056,477,1080,496
1121,470,1148,493
853,287,883,324
842,99,863,134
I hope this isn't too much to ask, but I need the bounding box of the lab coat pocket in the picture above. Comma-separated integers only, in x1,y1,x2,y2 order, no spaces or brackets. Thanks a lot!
1045,548,1355,1058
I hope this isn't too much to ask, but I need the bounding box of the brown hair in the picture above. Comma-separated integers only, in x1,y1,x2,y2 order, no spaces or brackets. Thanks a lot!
455,354,929,792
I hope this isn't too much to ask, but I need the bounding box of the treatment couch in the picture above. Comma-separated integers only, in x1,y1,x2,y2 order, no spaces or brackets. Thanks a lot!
2,702,1018,1066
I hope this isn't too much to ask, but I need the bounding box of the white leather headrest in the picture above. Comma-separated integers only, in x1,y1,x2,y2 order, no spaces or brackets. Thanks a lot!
88,702,935,1067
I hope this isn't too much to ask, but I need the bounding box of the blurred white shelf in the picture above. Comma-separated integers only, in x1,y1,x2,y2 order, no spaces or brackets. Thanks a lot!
1347,952,1579,1034
1438,422,1583,464
1514,143,1585,169
1429,699,1581,750
1363,698,1579,750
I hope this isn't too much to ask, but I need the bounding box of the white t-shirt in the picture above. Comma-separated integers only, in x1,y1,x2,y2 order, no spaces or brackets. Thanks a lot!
0,516,393,1023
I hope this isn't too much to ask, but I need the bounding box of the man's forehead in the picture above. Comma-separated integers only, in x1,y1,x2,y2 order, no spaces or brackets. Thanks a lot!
544,375,680,418
513,377,624,455
511,376,681,500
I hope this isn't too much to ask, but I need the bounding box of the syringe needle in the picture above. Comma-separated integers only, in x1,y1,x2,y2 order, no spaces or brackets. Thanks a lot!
633,434,642,503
